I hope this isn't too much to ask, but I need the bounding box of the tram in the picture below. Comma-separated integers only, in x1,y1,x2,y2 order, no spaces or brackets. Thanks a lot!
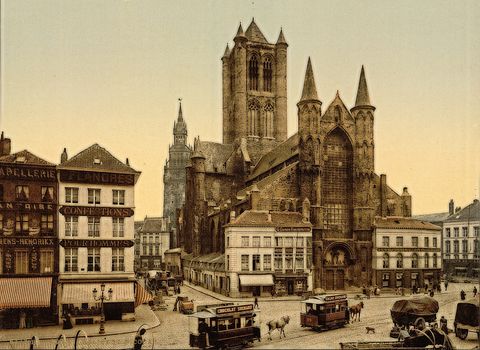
189,303,261,349
300,294,349,331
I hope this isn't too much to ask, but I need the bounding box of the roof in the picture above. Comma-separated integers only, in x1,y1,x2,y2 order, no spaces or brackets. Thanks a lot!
184,253,224,265
245,19,268,43
227,210,311,228
412,212,450,224
276,28,287,45
444,200,480,223
241,161,298,198
0,150,55,166
354,65,372,107
139,217,169,233
195,141,234,173
58,143,139,174
374,216,441,231
299,58,319,102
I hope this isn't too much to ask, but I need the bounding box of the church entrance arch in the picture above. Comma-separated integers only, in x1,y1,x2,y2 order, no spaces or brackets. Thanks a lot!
323,243,354,290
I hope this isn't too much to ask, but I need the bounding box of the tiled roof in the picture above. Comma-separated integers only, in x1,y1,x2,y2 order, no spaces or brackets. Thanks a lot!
412,212,450,224
239,162,298,197
444,200,480,222
58,143,139,174
374,216,441,231
0,150,54,166
227,210,311,228
196,141,234,173
140,217,168,233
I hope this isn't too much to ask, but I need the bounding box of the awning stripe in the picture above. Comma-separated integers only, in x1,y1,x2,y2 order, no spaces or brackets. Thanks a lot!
0,277,52,309
239,274,274,287
134,282,153,308
62,282,134,304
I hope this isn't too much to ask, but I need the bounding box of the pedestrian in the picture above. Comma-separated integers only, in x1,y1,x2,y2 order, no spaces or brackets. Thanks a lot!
134,328,146,350
254,297,259,309
473,286,477,298
444,280,448,291
63,313,73,330
440,315,448,334
19,310,26,329
460,289,466,300
198,319,210,347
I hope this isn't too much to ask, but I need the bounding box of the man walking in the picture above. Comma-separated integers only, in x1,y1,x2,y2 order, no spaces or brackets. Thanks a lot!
254,297,259,309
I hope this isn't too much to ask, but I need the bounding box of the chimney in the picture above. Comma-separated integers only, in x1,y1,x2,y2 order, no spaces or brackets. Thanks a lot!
448,199,454,216
126,158,130,166
0,132,11,156
250,184,260,210
60,148,68,163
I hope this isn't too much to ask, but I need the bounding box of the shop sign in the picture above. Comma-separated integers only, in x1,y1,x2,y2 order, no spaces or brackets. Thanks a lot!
0,237,56,246
59,206,134,217
216,304,254,315
59,170,135,186
59,239,134,248
0,202,55,211
275,227,309,232
0,165,56,181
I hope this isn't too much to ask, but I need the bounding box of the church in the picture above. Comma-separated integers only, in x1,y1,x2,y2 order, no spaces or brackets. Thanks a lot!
175,20,412,294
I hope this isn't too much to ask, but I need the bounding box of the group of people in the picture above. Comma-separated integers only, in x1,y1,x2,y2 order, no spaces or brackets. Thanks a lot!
460,286,477,300
362,285,381,298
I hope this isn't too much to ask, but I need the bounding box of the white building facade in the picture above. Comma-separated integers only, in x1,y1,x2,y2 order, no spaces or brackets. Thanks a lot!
136,216,170,270
372,216,442,290
57,144,140,323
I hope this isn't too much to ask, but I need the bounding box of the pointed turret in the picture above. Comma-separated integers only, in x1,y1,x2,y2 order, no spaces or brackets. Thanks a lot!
299,57,319,103
178,100,184,122
222,43,231,58
234,23,246,41
173,100,187,143
354,65,373,108
276,27,288,46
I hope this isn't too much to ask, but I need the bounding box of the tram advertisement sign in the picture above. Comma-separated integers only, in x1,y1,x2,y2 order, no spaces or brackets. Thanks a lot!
216,304,254,315
324,294,347,302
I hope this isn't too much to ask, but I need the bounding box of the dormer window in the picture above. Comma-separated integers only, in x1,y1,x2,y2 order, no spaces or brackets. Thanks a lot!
93,158,101,165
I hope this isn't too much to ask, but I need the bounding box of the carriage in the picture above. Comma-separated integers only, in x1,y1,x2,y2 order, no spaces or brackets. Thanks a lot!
300,294,349,331
454,297,480,340
390,296,439,330
189,303,261,349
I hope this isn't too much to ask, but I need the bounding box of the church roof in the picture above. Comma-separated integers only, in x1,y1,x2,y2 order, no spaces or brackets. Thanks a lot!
354,66,372,108
240,161,298,197
248,133,299,181
0,150,54,166
227,210,311,228
299,58,319,102
374,216,441,231
245,19,268,43
444,200,480,222
196,141,234,173
57,143,139,174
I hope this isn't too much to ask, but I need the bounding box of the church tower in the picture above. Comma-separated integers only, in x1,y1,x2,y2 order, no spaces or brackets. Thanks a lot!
222,19,288,144
163,101,192,247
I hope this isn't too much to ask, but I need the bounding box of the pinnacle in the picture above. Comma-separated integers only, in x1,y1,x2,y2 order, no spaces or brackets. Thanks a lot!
276,27,287,45
355,65,372,107
178,100,183,121
235,23,245,38
223,43,231,58
300,57,319,102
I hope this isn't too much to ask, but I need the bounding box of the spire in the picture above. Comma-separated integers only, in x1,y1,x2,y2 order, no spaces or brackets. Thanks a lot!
235,23,245,38
222,43,231,58
174,99,187,138
276,27,287,46
245,18,268,43
299,57,319,102
177,99,183,122
355,65,372,107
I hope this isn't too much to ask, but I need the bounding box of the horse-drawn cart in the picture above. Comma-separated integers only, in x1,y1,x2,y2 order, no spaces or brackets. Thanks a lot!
454,297,480,340
390,296,439,331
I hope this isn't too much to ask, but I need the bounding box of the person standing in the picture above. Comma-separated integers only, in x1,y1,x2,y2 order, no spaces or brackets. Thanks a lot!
134,328,146,350
254,297,259,309
473,286,477,297
444,280,448,291
460,290,466,300
19,310,26,329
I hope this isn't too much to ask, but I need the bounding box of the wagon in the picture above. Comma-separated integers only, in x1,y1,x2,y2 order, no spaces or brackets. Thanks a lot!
454,297,480,340
390,296,439,329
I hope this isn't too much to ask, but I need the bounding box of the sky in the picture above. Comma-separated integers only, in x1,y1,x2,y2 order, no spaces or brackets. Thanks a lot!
1,0,479,219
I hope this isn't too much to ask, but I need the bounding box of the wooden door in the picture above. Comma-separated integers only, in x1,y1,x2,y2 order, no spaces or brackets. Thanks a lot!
326,270,334,290
336,270,345,290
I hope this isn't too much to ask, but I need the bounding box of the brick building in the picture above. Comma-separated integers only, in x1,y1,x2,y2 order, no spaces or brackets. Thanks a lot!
0,133,59,328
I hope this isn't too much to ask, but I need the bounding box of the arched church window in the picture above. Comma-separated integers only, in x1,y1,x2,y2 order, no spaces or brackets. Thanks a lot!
263,103,274,138
263,57,272,92
248,100,259,137
248,55,259,91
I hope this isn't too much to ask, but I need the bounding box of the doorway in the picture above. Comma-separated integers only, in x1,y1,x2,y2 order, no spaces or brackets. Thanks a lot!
336,270,345,290
326,270,334,290
287,280,294,295
252,286,261,296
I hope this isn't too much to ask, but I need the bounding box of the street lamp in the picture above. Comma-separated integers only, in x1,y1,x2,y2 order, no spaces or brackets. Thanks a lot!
92,283,113,334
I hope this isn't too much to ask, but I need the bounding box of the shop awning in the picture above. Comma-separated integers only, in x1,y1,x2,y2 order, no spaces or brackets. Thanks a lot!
62,282,134,304
239,274,274,287
0,277,52,309
134,282,153,308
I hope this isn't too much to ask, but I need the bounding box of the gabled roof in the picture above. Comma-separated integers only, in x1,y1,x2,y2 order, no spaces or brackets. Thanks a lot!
240,161,298,197
227,210,311,228
0,150,55,166
444,200,480,222
245,19,268,43
374,216,441,231
140,217,169,233
58,143,139,174
322,91,354,122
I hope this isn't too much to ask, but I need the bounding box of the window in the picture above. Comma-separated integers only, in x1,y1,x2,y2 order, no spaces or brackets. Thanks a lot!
383,253,390,268
264,237,271,247
285,252,293,270
248,55,258,90
396,253,403,268
226,255,229,271
454,227,459,237
396,237,403,247
274,252,283,270
87,248,101,272
382,236,390,247
445,228,451,238
41,214,54,234
112,190,125,205
241,255,249,271
15,214,29,234
424,237,429,248
462,240,468,253
252,236,260,247
295,255,304,270
15,186,29,201
263,57,272,92
64,248,78,272
474,226,479,237
252,254,260,271
411,253,418,268
241,236,249,247
285,237,293,247
65,187,79,203
0,184,3,201
462,227,468,237
247,100,259,137
412,237,418,247
263,104,274,138
143,245,147,255
155,245,159,256
433,237,437,248
65,216,78,237
88,217,100,237
15,250,28,274
112,248,125,272
275,237,283,247
433,253,438,268
446,241,451,253
263,255,271,270
424,253,429,268
112,218,124,237
88,188,101,204
40,249,54,273
307,249,312,268
226,236,230,247
453,240,459,253
41,187,54,202
475,240,480,258
296,237,304,247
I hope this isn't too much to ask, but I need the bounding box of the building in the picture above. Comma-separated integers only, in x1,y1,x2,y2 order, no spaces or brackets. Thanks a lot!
137,216,170,270
163,102,192,247
164,247,184,278
178,19,413,291
57,144,140,323
443,199,480,277
0,133,59,328
134,221,143,272
372,217,442,290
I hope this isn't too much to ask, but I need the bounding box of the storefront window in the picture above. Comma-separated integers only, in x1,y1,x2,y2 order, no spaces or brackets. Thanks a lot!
40,249,54,273
15,250,29,274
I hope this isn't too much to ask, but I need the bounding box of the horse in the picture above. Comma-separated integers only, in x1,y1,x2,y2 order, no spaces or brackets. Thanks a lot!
349,301,364,322
266,315,290,340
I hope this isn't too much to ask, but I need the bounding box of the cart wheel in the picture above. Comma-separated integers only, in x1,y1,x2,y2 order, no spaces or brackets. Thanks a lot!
456,327,468,340
414,317,426,330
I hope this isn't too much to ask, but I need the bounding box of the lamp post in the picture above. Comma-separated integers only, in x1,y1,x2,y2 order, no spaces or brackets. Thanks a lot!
92,283,113,334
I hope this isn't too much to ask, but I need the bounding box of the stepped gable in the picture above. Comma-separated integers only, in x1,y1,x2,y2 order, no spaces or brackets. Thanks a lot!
57,143,138,174
0,150,54,166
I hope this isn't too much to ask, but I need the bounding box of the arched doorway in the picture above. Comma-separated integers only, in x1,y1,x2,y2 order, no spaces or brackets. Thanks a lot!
323,244,354,290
